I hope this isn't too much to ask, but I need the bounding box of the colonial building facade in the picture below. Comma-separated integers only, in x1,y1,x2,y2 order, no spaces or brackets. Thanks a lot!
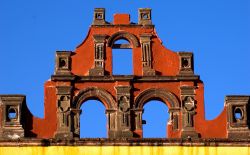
0,8,249,141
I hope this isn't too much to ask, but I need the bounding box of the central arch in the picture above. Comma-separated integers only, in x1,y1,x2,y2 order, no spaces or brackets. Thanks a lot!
72,87,116,138
107,31,140,48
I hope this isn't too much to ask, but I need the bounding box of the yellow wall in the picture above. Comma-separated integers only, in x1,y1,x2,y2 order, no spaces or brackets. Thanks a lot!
0,146,249,155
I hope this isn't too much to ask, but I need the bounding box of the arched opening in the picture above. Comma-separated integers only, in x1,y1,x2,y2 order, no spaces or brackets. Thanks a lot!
80,99,107,138
142,100,169,138
135,88,180,138
112,39,133,75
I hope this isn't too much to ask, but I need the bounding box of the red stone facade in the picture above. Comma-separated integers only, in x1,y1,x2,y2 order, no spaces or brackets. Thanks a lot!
0,8,249,140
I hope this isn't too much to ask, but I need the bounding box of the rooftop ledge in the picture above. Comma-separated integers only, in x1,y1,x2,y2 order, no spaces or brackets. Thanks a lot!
51,75,200,81
0,138,249,146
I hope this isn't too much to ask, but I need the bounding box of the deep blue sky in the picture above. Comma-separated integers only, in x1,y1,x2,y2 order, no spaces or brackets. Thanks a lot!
0,1,249,137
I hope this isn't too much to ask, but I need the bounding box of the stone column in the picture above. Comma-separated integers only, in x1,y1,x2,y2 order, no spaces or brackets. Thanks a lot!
133,108,143,131
180,86,199,139
54,86,73,139
71,108,82,138
105,109,116,138
112,86,133,138
168,108,180,131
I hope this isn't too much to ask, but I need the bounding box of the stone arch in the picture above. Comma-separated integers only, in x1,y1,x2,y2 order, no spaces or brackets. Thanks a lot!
73,87,116,110
135,88,180,109
107,31,140,48
71,87,116,138
133,88,181,136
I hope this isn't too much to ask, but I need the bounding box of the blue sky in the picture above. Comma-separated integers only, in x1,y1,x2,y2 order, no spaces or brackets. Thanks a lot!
0,0,249,137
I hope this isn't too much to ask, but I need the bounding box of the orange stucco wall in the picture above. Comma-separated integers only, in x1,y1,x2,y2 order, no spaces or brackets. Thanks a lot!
21,14,228,139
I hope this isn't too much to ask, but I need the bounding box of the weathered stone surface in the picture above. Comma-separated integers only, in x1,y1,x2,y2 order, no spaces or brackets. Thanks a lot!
0,95,25,139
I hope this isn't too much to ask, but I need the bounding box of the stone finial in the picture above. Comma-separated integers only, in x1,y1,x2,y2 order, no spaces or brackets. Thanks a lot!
138,8,152,25
92,8,106,25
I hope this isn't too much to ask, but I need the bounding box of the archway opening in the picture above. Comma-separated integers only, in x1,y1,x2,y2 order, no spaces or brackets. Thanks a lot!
80,99,107,138
112,39,133,75
142,100,169,138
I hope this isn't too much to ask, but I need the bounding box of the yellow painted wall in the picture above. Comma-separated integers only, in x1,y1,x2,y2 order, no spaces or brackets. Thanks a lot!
0,146,249,155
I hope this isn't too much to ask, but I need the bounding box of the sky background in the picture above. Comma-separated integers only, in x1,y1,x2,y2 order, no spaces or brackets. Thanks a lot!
0,0,249,137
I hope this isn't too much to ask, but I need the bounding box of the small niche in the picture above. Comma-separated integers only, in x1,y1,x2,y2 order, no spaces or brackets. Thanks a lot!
96,13,103,20
8,108,17,120
59,58,67,68
182,58,190,68
234,108,243,120
142,13,149,20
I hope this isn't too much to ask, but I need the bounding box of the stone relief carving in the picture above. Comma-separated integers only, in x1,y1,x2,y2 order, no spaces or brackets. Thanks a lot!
118,96,130,127
54,86,73,139
114,86,133,138
140,34,155,76
119,96,130,112
89,35,107,76
142,43,151,67
180,86,199,138
57,95,71,128
183,96,196,127
94,43,104,68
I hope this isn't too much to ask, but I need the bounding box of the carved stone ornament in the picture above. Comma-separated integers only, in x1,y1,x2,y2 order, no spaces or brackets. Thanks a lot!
184,96,195,111
89,34,108,76
180,86,199,139
59,96,70,112
140,34,155,76
119,96,130,112
54,86,73,139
